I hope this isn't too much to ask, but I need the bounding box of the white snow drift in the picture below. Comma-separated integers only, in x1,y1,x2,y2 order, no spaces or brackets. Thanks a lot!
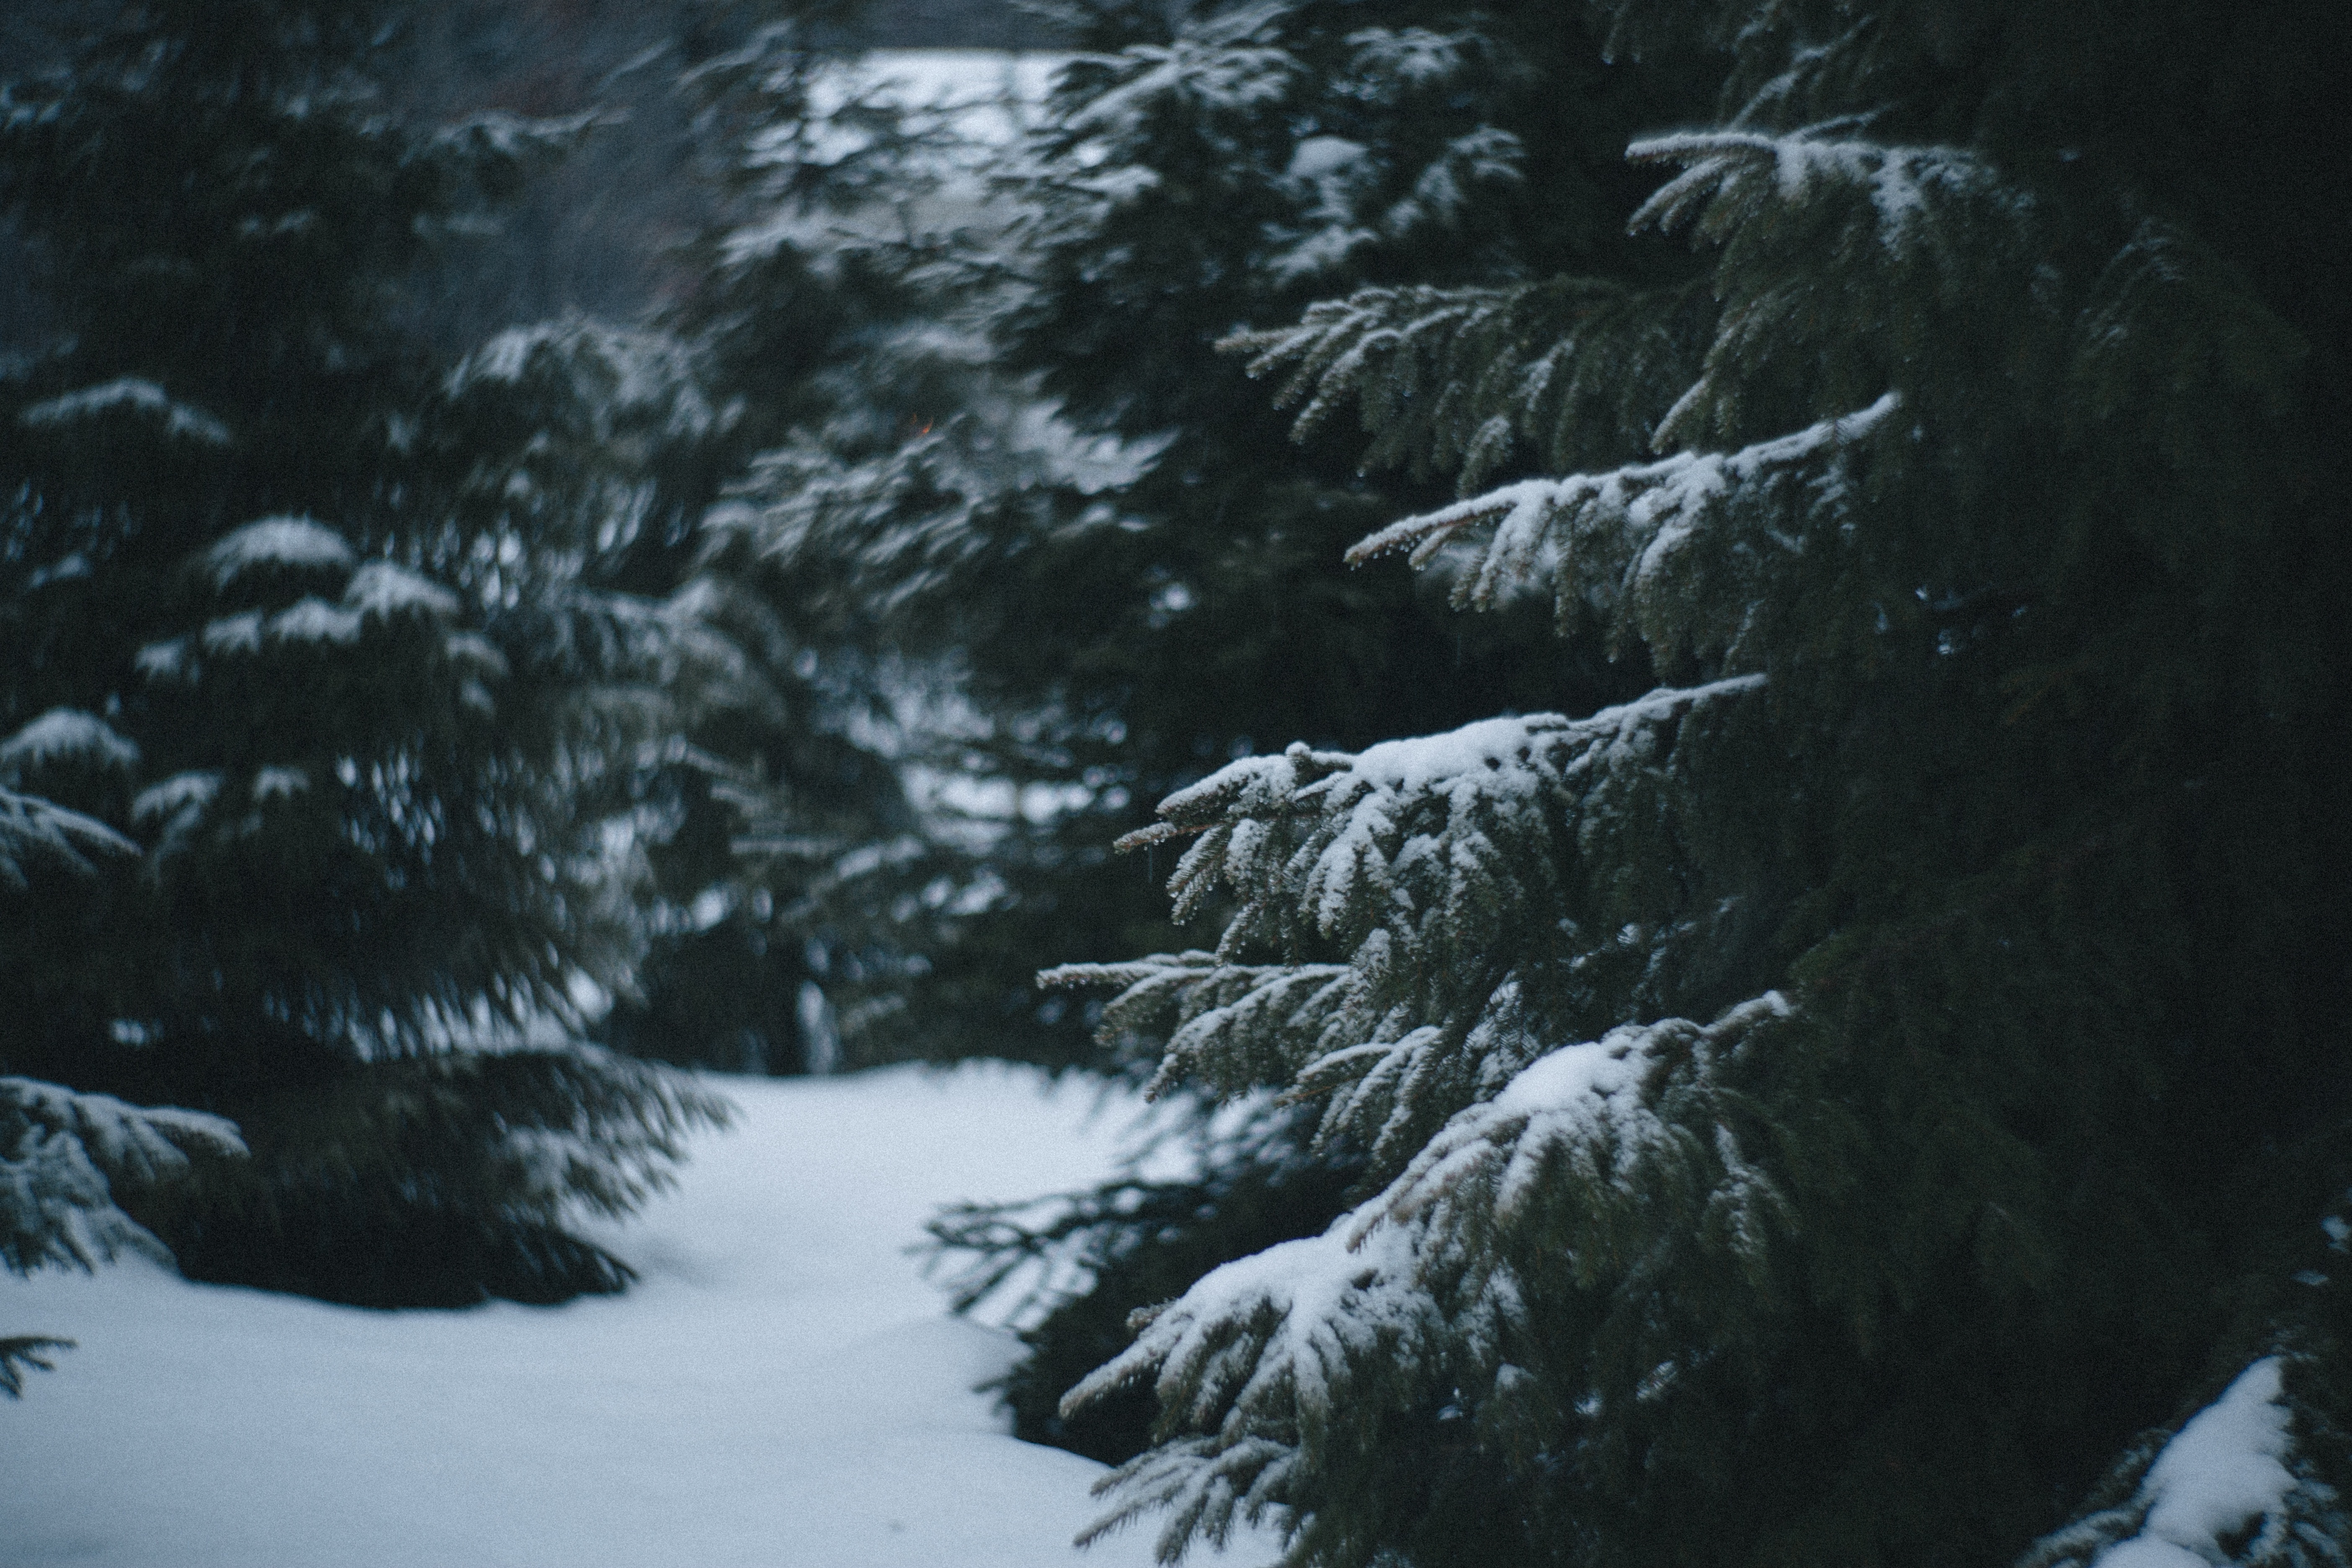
3,1062,1272,1568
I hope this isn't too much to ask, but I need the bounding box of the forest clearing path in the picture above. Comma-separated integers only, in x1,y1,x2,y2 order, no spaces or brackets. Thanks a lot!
3,1063,1265,1568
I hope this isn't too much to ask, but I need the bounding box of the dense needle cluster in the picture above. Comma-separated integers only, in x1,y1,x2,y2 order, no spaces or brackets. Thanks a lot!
0,0,726,1320
1021,3,2352,1566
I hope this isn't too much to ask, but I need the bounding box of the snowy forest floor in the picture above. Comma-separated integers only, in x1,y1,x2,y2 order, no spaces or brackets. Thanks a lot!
3,1063,1271,1567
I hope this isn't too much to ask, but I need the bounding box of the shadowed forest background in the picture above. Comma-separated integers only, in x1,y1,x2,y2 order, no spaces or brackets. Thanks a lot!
4,4,2348,1568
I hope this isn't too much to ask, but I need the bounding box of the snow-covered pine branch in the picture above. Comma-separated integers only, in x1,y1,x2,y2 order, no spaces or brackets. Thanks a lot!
133,518,483,717
1034,11,1527,297
710,382,1162,632
1367,993,1792,1287
1077,1429,1305,1561
1044,954,1356,1104
717,423,1052,621
201,515,355,587
1346,395,1898,661
0,784,134,887
1627,130,2033,452
1059,6,1302,145
1056,678,1765,1172
1038,686,1792,1540
2019,1356,2349,1568
0,710,139,784
1065,1209,1444,1558
1222,276,1710,488
1062,991,1793,1563
1,1078,244,1276
415,108,602,218
1628,131,2005,255
443,319,720,449
18,378,232,447
1218,132,2007,505
2,771,240,1393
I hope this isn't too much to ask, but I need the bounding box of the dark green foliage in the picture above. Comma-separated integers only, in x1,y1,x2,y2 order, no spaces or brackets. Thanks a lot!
931,1107,1367,1462
706,0,1716,1072
995,3,2352,1566
0,0,725,1307
129,1047,717,1307
573,16,957,1075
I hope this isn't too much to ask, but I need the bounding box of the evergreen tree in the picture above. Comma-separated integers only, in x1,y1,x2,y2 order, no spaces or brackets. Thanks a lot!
0,0,724,1307
1026,3,2352,1566
595,13,973,1074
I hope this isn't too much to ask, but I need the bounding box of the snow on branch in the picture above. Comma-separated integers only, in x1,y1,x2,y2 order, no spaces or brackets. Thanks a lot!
720,431,1014,622
1066,1211,1439,1542
1346,395,1898,658
1,1078,244,1277
1623,133,2025,452
1065,993,1796,1561
445,319,719,443
19,378,231,446
1077,1432,1302,1562
0,786,135,887
344,561,460,622
1063,4,1300,142
1063,682,1765,1166
1628,131,2005,253
0,709,139,781
1144,683,1762,939
721,398,1161,625
2019,1357,2347,1568
131,771,219,831
202,516,355,587
1043,953,1356,1102
1369,993,1792,1271
1265,124,1523,288
1223,276,1707,490
267,598,365,645
420,108,602,198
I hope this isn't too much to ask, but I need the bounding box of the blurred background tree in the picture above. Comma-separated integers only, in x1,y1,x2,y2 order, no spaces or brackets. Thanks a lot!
0,0,726,1309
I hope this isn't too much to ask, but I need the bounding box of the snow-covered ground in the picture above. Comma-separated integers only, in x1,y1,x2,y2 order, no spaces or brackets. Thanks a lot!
3,1063,1269,1568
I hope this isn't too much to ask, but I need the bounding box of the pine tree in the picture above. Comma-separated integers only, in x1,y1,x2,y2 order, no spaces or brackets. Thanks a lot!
1031,3,2352,1566
0,0,725,1307
593,12,988,1074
